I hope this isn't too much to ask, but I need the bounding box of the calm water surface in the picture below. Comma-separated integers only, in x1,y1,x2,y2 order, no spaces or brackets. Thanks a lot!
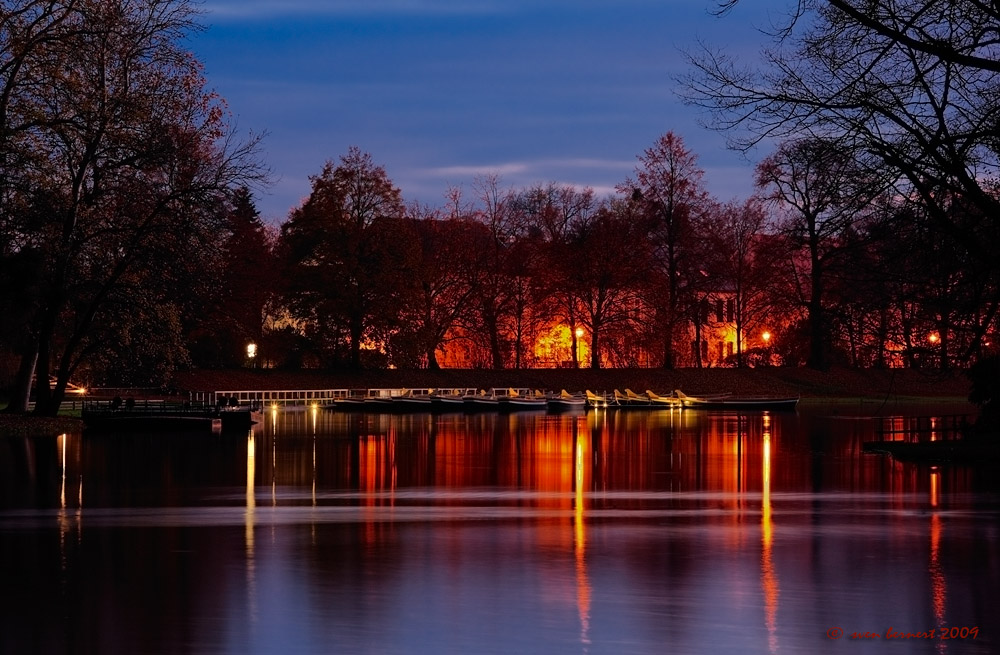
1,403,998,654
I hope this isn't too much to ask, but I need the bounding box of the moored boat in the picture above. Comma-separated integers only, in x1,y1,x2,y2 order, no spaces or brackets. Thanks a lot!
645,390,681,408
547,389,586,410
429,389,467,408
674,390,799,411
390,388,434,408
463,389,500,409
81,400,257,432
585,390,611,408
499,388,547,410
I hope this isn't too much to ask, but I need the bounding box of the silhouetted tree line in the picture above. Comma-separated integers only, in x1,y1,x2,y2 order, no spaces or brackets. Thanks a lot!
262,133,997,374
3,0,997,416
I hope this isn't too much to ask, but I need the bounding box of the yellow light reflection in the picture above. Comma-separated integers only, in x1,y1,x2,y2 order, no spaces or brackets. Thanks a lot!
929,467,939,508
930,511,946,632
574,429,591,647
245,430,257,624
928,468,946,639
59,433,67,509
761,421,779,654
57,433,73,577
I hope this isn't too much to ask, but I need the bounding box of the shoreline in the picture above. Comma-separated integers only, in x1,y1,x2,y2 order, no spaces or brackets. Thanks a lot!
170,365,972,405
2,365,975,438
0,414,84,437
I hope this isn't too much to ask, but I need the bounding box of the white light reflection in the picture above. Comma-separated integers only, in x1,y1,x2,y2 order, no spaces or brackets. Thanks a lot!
57,433,83,579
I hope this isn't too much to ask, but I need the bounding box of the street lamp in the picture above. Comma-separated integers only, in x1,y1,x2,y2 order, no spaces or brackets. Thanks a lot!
573,327,584,368
247,342,257,368
761,331,771,345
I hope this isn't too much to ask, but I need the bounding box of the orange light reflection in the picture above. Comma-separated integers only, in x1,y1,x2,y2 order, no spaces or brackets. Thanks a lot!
761,417,779,654
575,425,591,647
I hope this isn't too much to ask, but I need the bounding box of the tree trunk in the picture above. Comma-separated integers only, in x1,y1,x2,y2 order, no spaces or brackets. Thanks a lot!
589,327,601,369
807,299,827,370
5,348,38,414
693,318,703,369
570,324,579,369
349,314,363,371
426,347,441,370
807,236,827,370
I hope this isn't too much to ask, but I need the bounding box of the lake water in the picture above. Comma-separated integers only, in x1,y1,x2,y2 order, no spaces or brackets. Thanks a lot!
1,403,998,654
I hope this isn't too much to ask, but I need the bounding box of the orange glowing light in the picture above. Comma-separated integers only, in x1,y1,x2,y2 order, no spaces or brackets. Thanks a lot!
761,331,771,344
928,333,940,344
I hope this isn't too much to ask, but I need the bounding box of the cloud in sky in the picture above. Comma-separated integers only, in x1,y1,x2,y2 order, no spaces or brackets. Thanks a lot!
193,1,784,220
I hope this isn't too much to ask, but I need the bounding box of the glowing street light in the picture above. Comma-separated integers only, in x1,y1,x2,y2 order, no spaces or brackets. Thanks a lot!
761,331,772,345
247,342,257,368
573,327,584,368
928,333,940,344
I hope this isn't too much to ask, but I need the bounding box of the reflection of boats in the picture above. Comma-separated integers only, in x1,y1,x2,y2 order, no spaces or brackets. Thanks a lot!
547,389,586,410
674,390,799,411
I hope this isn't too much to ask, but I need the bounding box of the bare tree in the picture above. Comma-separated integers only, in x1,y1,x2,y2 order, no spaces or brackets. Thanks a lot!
706,197,779,367
684,0,1000,357
619,132,710,368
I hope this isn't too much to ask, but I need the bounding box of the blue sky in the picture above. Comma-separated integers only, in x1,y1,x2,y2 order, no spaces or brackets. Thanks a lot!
192,1,787,222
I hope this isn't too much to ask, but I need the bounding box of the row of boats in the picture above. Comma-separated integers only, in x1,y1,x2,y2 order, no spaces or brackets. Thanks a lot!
328,388,800,412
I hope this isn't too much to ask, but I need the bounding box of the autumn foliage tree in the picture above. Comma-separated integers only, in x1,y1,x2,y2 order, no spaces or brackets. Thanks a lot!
568,199,649,369
185,187,275,369
1,0,263,414
278,148,413,370
704,197,779,367
393,203,480,369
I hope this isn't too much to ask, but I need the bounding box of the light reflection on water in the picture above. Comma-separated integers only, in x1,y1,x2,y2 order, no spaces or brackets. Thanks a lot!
1,406,998,655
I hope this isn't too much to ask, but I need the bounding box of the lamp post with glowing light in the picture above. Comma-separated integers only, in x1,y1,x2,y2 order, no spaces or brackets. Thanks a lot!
246,342,257,368
927,332,941,369
761,331,772,366
573,328,584,368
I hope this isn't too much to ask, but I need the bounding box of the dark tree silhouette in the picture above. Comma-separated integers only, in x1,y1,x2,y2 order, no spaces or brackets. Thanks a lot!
278,148,411,370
